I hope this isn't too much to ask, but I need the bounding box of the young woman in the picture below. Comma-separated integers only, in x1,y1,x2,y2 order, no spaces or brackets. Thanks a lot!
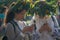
3,1,34,40
31,12,55,40
30,1,56,40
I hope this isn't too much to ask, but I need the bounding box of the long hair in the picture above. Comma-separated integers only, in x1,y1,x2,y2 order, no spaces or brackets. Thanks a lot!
5,10,15,23
5,1,30,24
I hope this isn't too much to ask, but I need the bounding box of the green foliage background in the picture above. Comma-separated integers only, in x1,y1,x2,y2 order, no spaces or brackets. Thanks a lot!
0,0,57,16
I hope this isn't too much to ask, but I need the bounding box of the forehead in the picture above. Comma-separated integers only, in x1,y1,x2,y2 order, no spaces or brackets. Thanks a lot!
16,10,26,15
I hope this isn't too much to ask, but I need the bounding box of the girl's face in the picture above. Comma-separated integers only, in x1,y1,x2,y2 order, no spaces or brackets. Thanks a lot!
15,10,26,20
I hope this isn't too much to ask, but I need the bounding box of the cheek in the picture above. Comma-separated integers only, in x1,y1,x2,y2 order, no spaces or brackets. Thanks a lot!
18,14,24,18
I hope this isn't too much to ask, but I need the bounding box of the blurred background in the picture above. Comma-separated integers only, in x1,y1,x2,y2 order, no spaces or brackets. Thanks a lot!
0,0,60,40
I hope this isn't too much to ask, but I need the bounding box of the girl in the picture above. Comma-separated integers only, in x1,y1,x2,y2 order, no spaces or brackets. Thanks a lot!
3,1,34,40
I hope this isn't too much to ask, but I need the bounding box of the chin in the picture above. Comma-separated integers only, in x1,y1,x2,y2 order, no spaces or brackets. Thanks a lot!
19,18,23,20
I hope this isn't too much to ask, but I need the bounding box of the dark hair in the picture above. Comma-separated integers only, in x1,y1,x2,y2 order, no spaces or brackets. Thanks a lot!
6,10,15,23
5,1,30,23
6,8,25,23
12,1,30,14
5,8,26,23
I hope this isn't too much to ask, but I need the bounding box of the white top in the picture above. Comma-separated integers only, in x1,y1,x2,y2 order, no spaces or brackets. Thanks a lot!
14,19,26,37
14,19,26,30
17,21,26,30
31,15,55,32
52,15,59,28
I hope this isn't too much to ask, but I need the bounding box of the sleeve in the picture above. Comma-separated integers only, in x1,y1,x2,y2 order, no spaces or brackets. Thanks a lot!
6,23,15,40
47,18,55,32
53,16,59,27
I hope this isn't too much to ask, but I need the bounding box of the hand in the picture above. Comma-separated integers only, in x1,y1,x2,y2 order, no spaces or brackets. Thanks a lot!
23,24,34,33
39,23,52,32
